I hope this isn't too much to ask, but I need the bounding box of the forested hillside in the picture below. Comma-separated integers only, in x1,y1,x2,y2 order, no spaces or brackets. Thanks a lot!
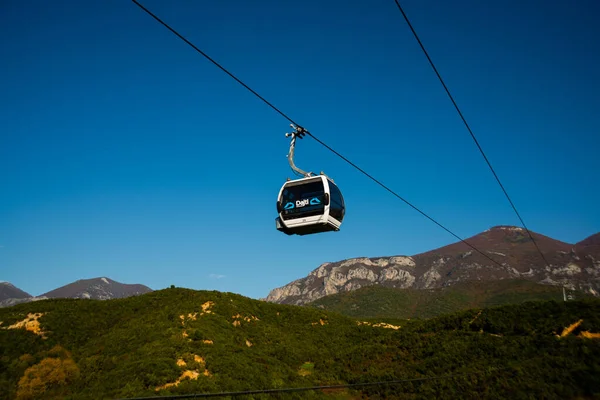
308,279,587,319
1,288,599,399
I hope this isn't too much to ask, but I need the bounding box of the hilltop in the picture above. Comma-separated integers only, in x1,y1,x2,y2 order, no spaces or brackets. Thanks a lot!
1,288,600,399
265,226,600,305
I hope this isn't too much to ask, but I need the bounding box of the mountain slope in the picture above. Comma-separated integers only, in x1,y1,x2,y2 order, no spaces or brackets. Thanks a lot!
0,282,31,302
265,226,600,305
577,232,600,255
1,289,600,399
309,279,589,320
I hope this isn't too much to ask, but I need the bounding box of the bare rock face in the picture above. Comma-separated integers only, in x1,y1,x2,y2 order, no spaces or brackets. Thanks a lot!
265,256,418,305
264,226,600,305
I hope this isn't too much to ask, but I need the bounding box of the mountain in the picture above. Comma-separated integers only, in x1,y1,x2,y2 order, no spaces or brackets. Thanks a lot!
1,288,599,399
40,277,152,300
0,282,31,302
0,277,152,308
265,226,600,306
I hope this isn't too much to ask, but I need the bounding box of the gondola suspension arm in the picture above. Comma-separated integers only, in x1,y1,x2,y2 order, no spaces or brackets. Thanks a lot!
286,124,314,178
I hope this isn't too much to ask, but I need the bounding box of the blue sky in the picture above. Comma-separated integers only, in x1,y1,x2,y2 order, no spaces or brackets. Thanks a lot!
2,0,598,299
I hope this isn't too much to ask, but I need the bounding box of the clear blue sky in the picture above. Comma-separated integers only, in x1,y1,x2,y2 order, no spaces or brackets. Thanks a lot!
2,0,598,299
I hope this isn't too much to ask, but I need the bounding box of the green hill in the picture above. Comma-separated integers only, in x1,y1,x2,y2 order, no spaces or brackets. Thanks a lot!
1,287,600,399
308,279,588,320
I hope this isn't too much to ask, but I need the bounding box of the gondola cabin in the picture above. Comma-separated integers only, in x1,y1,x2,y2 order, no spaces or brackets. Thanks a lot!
275,174,345,236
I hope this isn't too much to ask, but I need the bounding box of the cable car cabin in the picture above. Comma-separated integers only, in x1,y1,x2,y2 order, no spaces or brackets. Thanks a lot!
275,174,345,236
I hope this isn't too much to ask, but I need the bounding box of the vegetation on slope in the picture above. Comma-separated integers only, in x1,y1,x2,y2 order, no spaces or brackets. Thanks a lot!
308,279,587,320
1,287,599,399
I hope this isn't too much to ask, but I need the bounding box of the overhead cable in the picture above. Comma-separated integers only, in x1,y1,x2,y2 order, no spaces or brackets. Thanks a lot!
131,0,504,268
391,0,551,269
116,369,499,399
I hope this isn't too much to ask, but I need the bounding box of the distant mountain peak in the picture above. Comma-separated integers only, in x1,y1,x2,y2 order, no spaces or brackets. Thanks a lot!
0,277,152,308
0,282,32,302
41,277,152,300
486,225,525,232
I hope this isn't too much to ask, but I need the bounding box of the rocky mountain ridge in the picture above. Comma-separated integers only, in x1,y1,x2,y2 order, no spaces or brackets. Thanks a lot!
265,226,600,305
0,277,152,308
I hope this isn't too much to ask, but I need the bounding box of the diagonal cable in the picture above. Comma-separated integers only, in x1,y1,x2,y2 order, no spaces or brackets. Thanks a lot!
392,0,551,269
131,0,504,268
116,369,503,399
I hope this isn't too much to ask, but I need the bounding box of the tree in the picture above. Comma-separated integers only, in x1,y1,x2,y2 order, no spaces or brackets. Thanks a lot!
16,357,80,400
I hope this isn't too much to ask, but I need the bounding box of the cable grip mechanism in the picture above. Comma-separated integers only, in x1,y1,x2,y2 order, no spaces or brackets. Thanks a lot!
285,124,314,178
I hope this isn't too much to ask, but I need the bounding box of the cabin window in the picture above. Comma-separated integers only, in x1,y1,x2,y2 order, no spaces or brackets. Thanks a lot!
281,180,325,220
328,181,345,221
